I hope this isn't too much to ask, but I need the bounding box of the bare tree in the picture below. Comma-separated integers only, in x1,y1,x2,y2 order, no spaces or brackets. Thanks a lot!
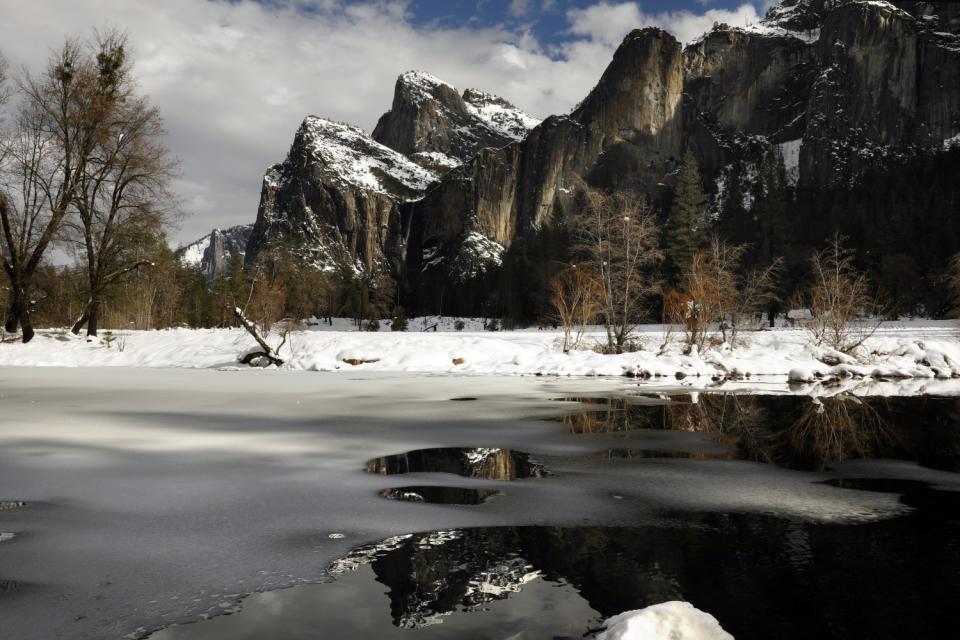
571,188,662,353
67,31,179,337
803,234,880,353
549,266,600,353
677,238,782,350
0,36,123,341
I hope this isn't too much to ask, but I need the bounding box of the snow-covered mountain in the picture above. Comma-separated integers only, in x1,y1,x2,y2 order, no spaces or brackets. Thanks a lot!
372,70,540,166
179,224,253,281
246,73,540,274
241,0,960,310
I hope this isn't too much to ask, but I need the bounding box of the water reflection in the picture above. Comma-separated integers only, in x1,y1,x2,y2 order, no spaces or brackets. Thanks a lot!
592,448,733,461
379,486,503,505
150,482,960,640
367,448,546,480
558,394,960,471
323,485,960,636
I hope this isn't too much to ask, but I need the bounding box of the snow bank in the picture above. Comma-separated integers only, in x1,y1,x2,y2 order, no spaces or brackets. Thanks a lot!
597,601,733,640
1,322,959,383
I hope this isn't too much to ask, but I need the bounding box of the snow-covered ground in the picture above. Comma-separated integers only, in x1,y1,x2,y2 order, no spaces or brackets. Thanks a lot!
1,319,959,385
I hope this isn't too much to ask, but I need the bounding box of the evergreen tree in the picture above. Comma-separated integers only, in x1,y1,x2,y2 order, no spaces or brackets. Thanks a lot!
718,163,752,247
753,150,790,268
665,150,709,280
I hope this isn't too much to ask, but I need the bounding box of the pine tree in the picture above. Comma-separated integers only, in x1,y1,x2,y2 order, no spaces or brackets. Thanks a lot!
666,150,709,280
753,150,789,268
719,163,751,246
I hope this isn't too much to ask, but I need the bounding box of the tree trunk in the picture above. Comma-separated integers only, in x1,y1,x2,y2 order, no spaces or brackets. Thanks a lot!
4,294,20,333
87,300,100,337
71,301,92,335
20,307,34,343
4,286,33,342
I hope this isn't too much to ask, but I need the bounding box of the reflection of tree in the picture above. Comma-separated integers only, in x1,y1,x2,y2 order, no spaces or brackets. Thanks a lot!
558,393,960,471
562,398,637,434
366,448,544,480
787,395,897,470
562,394,775,462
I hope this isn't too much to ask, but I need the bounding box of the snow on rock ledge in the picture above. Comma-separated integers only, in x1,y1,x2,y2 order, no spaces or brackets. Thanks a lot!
299,117,437,199
597,601,733,640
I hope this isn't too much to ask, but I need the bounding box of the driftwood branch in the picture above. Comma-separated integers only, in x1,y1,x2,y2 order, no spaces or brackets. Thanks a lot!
233,306,283,366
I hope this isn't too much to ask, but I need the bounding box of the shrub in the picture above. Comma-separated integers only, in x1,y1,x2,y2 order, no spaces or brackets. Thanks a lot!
391,307,408,332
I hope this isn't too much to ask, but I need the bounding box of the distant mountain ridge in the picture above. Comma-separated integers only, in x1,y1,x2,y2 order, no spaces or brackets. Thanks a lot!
179,224,252,281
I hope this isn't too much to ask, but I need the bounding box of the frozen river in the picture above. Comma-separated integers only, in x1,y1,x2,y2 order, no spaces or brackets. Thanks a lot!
1,368,959,639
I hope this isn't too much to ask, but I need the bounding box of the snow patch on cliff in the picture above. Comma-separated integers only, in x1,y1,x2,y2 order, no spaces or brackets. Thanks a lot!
778,138,802,186
299,117,437,198
464,90,541,142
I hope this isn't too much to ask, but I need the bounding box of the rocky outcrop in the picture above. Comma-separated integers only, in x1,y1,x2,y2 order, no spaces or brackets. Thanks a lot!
246,117,436,273
372,71,540,168
180,224,253,281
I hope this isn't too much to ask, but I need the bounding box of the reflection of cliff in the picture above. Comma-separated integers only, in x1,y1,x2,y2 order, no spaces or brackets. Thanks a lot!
366,447,545,480
329,496,960,638
561,394,960,471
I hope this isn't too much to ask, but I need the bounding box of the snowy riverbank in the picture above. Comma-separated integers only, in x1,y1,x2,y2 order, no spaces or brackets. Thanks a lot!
1,320,959,382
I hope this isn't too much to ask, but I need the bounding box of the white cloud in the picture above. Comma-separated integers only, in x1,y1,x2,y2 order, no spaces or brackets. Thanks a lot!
0,0,762,245
567,2,762,47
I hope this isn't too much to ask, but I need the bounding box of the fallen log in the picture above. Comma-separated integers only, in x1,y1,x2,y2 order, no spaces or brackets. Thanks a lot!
233,307,284,366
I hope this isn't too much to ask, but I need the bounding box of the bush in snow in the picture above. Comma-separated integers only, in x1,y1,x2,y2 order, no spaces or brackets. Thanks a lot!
390,307,408,332
549,266,600,353
801,234,880,353
671,238,782,352
454,319,465,331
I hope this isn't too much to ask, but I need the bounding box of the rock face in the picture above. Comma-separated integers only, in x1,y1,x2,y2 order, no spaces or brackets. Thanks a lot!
245,0,960,310
409,28,685,284
180,224,253,281
800,0,960,186
372,71,540,168
246,117,437,274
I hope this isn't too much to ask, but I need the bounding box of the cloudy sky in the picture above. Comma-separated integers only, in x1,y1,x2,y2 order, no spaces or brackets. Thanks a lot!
0,0,775,245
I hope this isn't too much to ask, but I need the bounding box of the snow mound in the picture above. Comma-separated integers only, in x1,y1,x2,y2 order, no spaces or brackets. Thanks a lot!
597,601,733,640
299,117,437,198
